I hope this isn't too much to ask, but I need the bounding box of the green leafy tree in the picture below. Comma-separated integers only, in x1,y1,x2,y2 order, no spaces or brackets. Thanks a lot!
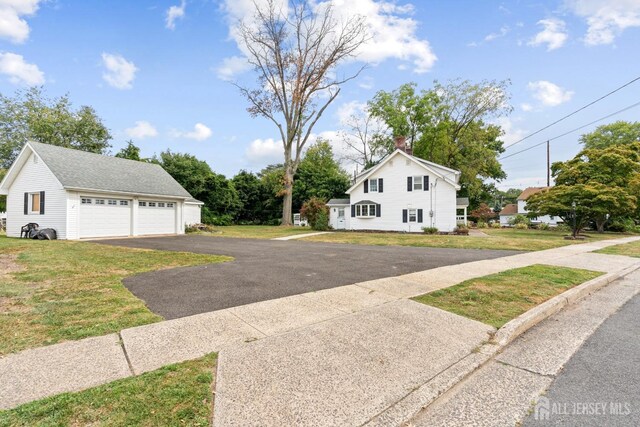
368,79,510,201
0,87,112,169
258,164,286,224
201,173,241,221
0,168,6,212
115,140,142,161
551,142,640,231
293,139,350,211
580,121,640,149
232,170,270,223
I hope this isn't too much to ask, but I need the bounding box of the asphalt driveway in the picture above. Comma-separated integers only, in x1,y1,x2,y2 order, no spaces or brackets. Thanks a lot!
97,235,521,319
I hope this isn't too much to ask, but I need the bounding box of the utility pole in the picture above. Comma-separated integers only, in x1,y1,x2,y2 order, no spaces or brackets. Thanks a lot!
546,140,550,187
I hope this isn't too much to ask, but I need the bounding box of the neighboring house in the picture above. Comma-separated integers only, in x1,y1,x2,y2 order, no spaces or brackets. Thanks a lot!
327,137,463,232
499,203,518,226
0,141,201,239
517,187,561,226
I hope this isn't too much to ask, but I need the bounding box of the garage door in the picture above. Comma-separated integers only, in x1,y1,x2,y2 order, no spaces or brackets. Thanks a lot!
137,201,176,235
79,197,132,238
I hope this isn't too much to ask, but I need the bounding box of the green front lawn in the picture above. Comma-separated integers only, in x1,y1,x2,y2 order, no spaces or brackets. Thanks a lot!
0,353,217,427
302,228,625,252
0,237,230,355
413,265,602,328
595,240,640,258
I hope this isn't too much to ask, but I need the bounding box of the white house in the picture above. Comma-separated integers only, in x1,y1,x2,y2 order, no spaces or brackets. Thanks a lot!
499,203,518,226
517,187,561,226
328,138,464,233
0,141,202,239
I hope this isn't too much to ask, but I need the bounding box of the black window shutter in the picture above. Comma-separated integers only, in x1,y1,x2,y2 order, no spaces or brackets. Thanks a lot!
418,209,423,223
40,191,45,214
376,204,381,217
402,209,408,223
424,176,429,191
364,179,368,193
24,192,28,215
351,205,355,217
378,178,383,193
407,177,412,192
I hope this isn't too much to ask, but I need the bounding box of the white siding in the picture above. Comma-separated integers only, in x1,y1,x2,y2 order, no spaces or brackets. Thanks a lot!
328,205,350,230
184,203,202,225
5,152,68,238
518,199,561,226
348,153,459,232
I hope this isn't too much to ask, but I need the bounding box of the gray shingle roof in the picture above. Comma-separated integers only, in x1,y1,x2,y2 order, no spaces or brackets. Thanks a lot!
456,197,470,207
327,198,350,205
29,141,192,199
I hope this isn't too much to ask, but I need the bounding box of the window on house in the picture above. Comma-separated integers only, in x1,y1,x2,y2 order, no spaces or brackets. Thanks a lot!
30,193,40,213
338,208,345,218
408,208,417,222
95,199,105,205
356,204,377,218
167,203,174,208
81,198,92,204
139,201,147,207
108,199,117,205
369,179,378,192
148,202,156,207
120,200,129,206
412,176,423,191
158,202,166,208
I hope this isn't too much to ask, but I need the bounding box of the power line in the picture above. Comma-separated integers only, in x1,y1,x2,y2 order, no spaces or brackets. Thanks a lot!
500,99,640,161
503,75,640,150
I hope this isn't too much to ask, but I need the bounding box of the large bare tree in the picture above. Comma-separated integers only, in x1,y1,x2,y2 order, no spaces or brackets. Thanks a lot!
236,0,367,225
339,105,388,170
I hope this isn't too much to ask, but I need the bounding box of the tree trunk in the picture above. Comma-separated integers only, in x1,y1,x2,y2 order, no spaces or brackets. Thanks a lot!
595,217,606,233
281,166,294,226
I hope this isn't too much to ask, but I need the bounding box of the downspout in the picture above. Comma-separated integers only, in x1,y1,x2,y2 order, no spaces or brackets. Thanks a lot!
430,178,438,228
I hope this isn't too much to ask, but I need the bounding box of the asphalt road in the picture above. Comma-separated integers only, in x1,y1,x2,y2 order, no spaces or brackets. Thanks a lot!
97,234,520,319
523,292,640,426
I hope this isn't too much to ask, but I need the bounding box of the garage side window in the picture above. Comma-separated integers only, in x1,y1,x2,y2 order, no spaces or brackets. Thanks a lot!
81,198,92,204
108,199,117,205
148,202,156,207
139,201,146,207
158,202,165,207
120,200,129,206
167,203,174,208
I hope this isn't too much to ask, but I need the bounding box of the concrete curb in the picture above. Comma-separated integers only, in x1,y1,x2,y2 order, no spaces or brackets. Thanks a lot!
364,260,640,427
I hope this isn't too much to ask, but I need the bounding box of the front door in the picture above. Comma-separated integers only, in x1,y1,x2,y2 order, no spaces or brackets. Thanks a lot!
337,208,346,230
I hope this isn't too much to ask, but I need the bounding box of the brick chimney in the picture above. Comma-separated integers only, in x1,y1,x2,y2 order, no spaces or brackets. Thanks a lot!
394,136,412,155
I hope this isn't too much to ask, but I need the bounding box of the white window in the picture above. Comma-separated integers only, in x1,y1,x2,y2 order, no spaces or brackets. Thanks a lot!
369,179,378,192
81,198,92,204
95,199,105,205
148,202,157,207
338,208,345,218
408,208,417,222
139,201,146,207
120,200,129,206
30,193,41,214
356,204,377,218
167,203,174,208
412,176,423,191
108,199,117,205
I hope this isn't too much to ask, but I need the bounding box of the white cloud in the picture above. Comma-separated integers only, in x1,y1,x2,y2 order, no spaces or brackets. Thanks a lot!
245,138,284,164
484,25,510,42
520,103,533,112
219,0,437,80
215,55,252,81
0,0,40,43
565,0,640,45
527,80,574,107
165,0,186,30
101,53,138,90
125,121,158,139
493,117,528,146
528,18,568,50
0,52,44,85
171,123,212,141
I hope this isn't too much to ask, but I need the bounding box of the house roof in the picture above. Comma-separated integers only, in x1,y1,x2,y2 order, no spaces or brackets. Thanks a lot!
327,198,350,205
347,149,461,194
499,203,518,216
456,197,469,207
517,187,549,201
186,198,204,204
3,141,193,199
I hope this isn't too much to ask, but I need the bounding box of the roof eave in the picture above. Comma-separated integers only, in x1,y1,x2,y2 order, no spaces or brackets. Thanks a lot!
64,186,191,200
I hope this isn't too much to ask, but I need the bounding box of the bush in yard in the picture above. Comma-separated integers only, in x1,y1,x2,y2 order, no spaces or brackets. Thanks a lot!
313,209,330,231
515,222,529,230
554,223,571,233
300,197,328,230
454,226,469,235
470,203,497,224
536,222,550,231
509,214,530,227
477,221,488,229
491,222,501,228
422,226,438,234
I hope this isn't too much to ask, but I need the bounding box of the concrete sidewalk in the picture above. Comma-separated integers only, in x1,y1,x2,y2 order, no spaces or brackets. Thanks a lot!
271,231,332,240
409,269,640,427
1,235,639,412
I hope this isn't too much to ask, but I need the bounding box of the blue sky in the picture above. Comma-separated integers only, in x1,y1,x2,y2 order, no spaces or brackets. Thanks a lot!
0,0,639,190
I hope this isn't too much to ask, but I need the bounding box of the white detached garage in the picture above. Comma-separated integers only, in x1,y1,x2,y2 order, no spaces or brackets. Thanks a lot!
0,141,202,239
